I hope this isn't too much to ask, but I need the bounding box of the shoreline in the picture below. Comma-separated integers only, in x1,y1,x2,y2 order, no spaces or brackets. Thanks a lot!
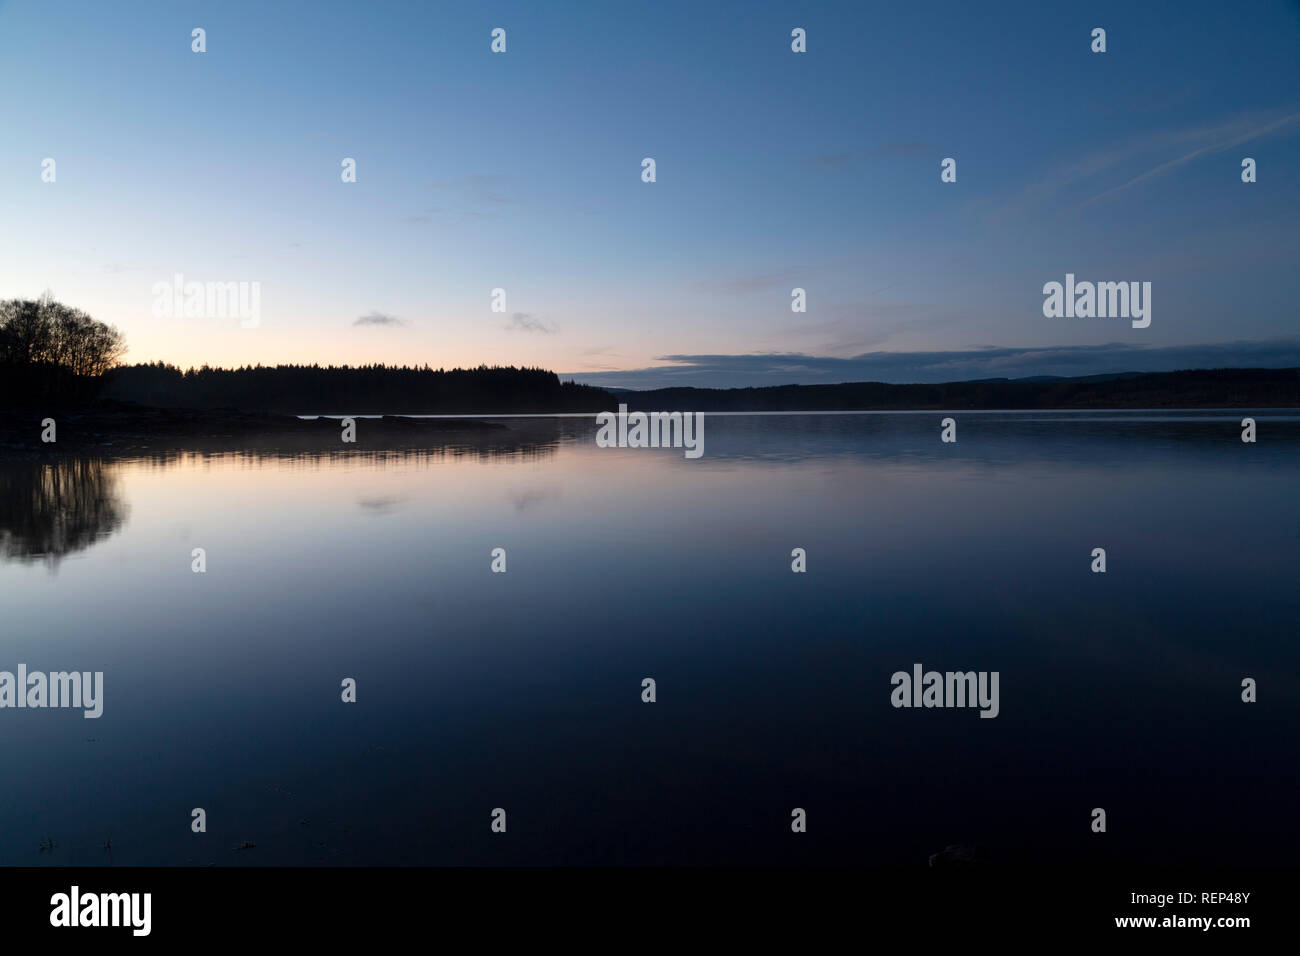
0,401,508,456
2,399,1298,459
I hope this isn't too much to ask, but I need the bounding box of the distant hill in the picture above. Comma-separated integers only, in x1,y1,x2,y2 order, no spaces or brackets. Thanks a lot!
95,362,1299,414
613,367,1300,412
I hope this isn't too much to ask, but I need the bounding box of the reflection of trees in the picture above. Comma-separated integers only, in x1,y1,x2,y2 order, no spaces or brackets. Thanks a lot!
0,423,573,567
116,418,571,464
0,459,128,567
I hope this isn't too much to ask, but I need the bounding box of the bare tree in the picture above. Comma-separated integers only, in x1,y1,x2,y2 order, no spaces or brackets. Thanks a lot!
0,295,126,400
0,298,53,365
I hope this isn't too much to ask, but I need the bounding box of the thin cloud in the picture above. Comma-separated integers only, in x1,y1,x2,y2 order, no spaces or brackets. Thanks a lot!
993,108,1300,221
429,174,517,205
354,311,407,327
1078,110,1300,209
695,268,802,294
504,312,557,334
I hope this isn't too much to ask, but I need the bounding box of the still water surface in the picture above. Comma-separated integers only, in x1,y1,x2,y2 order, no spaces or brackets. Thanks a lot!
1,411,1296,865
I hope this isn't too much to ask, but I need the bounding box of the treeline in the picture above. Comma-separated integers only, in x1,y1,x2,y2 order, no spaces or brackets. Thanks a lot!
620,368,1300,411
103,362,615,414
0,296,127,405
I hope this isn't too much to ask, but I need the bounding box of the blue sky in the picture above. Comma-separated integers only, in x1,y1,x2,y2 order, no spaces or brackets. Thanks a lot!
1,0,1297,387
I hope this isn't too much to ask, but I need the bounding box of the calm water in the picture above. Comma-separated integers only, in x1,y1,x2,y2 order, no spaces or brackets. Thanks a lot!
1,411,1297,866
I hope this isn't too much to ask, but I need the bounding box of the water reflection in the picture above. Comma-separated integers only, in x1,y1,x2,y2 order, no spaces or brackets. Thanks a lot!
0,411,1296,865
0,423,571,566
1,411,1296,572
0,459,128,567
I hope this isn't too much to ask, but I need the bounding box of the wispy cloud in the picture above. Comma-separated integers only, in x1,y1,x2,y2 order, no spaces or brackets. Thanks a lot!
429,174,516,205
694,268,803,295
992,108,1300,221
785,303,966,354
504,312,557,334
1078,110,1300,209
354,311,406,327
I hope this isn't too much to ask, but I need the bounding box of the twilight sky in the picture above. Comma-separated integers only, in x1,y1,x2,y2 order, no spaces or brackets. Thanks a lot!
1,0,1297,388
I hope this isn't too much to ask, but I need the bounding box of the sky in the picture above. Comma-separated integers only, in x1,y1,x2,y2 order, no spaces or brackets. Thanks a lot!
1,0,1297,388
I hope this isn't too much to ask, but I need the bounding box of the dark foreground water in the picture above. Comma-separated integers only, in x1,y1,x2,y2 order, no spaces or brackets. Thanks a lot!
1,411,1297,866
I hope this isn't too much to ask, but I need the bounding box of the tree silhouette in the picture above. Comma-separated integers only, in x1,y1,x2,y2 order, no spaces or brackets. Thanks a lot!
102,361,613,414
0,294,126,404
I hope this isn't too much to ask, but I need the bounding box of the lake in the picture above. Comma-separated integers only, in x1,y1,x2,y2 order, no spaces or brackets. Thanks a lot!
1,410,1297,866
